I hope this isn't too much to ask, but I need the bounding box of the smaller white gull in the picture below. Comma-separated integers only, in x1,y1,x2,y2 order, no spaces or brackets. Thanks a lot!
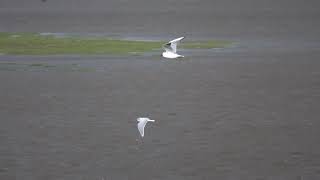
162,37,185,59
137,117,155,137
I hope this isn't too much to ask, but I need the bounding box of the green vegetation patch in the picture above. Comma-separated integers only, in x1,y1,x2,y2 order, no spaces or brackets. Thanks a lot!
0,32,231,55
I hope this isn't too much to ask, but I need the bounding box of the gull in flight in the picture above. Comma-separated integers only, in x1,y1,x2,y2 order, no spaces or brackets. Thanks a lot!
162,37,185,59
137,117,155,137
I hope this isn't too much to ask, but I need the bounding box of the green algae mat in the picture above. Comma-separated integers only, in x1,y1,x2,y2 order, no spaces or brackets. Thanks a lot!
0,32,231,55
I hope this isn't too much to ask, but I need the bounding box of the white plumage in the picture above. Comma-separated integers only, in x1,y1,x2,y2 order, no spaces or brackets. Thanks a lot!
137,117,155,137
162,37,185,59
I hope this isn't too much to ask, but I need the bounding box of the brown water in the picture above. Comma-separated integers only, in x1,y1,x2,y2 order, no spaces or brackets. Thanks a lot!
1,0,320,180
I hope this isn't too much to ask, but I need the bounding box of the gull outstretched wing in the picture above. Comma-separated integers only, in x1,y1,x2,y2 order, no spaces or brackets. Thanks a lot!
137,119,147,137
162,37,185,53
162,43,173,53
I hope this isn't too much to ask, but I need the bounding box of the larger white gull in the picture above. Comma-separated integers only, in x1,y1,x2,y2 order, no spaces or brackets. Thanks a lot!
162,37,185,59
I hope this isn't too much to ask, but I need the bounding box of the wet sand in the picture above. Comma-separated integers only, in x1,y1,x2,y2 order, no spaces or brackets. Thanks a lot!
1,0,320,180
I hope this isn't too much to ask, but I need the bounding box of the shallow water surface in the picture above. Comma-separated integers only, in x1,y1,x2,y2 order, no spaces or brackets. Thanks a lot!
1,0,320,180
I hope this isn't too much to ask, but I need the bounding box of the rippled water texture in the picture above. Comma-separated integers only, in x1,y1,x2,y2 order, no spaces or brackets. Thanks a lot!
1,0,320,180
